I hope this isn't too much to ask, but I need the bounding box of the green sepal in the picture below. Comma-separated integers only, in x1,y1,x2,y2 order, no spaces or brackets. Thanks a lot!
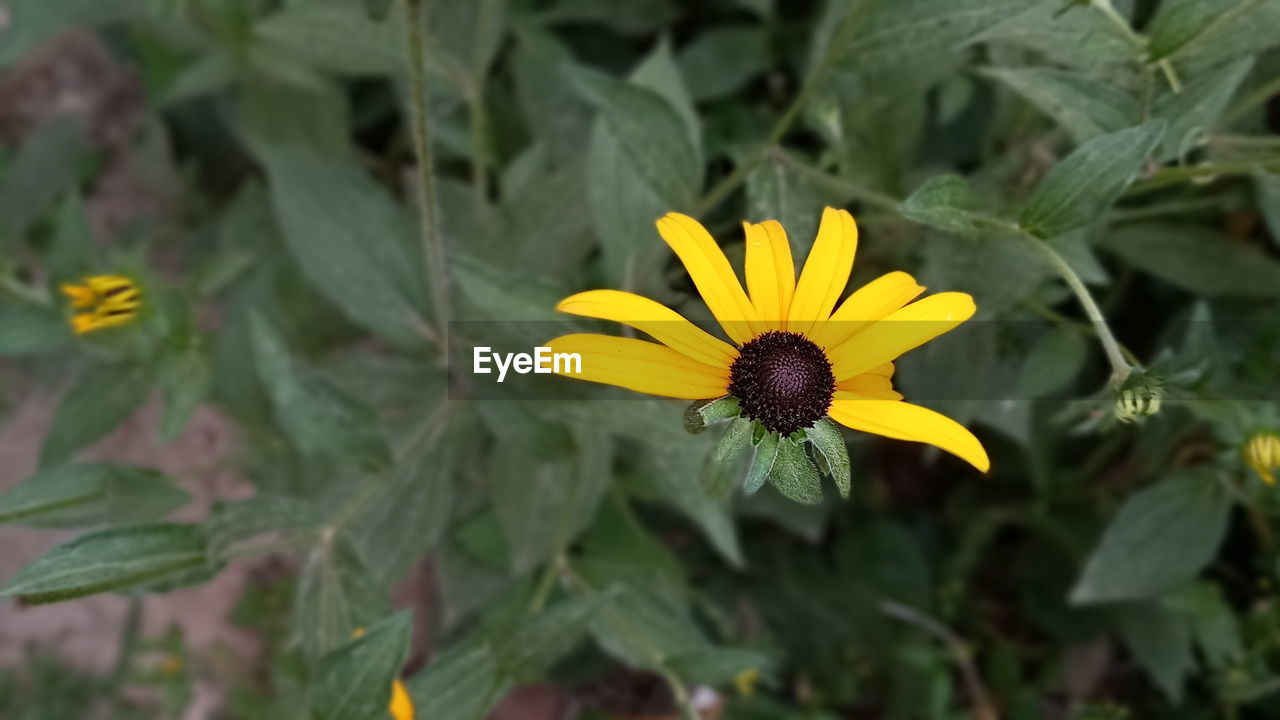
683,396,741,434
804,419,851,498
715,416,754,462
771,438,824,505
744,432,779,495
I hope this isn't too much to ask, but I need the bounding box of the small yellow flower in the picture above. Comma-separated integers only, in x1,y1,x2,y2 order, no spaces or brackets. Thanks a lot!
1244,431,1280,485
734,667,759,696
547,208,989,471
352,627,415,720
60,275,142,334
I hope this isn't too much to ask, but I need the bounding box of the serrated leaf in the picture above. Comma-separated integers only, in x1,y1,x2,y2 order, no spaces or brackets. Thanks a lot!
898,175,998,236
1,523,210,604
1101,224,1280,297
804,419,850,498
1071,470,1230,605
309,611,411,720
407,645,502,720
571,67,702,209
41,363,152,465
296,534,392,659
256,144,431,348
770,437,824,505
0,464,187,528
1019,121,1165,239
982,67,1140,145
249,313,391,471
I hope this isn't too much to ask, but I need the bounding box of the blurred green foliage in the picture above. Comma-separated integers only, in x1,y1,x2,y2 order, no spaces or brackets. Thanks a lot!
2,0,1280,718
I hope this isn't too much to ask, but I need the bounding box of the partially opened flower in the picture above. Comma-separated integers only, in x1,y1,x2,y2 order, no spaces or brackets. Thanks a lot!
61,274,142,334
1244,430,1280,485
547,207,988,499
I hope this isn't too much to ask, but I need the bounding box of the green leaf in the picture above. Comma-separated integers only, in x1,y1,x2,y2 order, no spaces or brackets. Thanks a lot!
1147,0,1280,74
1151,58,1253,161
0,464,188,528
296,534,392,659
678,25,769,101
495,592,608,680
982,67,1140,145
41,363,152,465
0,304,72,356
309,611,411,720
249,313,391,471
715,417,754,463
1070,470,1230,605
746,154,827,259
744,431,780,495
256,144,431,348
490,429,609,573
207,495,324,558
1016,326,1087,398
407,645,502,720
769,437,824,505
1019,121,1165,239
971,1,1135,71
1256,170,1280,249
1166,582,1244,671
157,342,209,442
804,419,850,498
254,3,399,77
666,647,770,686
684,396,740,434
898,175,998,236
0,523,210,604
0,117,88,249
589,583,708,670
571,67,702,209
1114,602,1194,703
1101,224,1280,297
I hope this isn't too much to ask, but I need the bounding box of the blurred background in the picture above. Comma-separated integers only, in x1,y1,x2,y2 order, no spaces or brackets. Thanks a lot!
2,0,1280,718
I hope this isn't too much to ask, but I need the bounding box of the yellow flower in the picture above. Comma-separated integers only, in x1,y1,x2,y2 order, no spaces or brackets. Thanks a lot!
351,627,415,720
60,275,142,334
1244,431,1280,485
548,207,989,472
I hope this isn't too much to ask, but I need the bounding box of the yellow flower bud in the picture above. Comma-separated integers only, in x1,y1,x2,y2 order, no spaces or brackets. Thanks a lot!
1244,431,1280,485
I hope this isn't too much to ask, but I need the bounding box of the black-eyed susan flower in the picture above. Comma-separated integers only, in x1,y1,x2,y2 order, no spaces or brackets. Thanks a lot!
1244,430,1280,485
60,275,141,334
547,207,988,496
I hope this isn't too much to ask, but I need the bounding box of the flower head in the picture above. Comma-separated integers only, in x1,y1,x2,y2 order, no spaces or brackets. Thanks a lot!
548,208,988,473
60,275,141,334
1244,431,1280,485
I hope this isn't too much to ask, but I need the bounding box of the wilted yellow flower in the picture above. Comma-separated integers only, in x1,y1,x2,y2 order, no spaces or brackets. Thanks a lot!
1244,431,1280,485
60,275,141,334
351,627,415,720
547,208,988,471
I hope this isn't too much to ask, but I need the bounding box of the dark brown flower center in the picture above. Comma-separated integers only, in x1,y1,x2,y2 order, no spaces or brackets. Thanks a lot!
729,331,835,436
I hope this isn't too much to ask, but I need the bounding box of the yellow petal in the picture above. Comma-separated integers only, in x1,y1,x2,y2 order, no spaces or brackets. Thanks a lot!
866,362,895,378
546,334,730,399
809,271,925,350
556,290,737,369
743,220,795,331
836,374,903,400
827,292,976,380
390,679,415,720
788,207,857,338
85,275,136,297
828,392,990,472
656,213,761,344
61,283,96,309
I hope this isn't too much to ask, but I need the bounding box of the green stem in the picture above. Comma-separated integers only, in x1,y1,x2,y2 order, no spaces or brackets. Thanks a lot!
1125,157,1280,195
1090,0,1146,52
1209,134,1280,150
399,0,451,359
1222,74,1280,127
1007,224,1132,387
1109,195,1228,222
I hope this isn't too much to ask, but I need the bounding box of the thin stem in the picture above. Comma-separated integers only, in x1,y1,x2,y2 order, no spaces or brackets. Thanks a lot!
1022,299,1140,366
1157,59,1183,94
1090,0,1145,52
399,0,451,359
1109,195,1228,222
880,600,1000,720
1208,134,1280,150
1126,157,1280,195
1005,223,1132,387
